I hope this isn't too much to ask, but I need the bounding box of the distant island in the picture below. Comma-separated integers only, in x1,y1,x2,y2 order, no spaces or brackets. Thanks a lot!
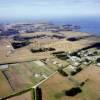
0,22,80,36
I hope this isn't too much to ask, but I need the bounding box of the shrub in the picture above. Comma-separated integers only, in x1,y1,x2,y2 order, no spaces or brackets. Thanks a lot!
65,87,82,96
36,87,42,100
58,68,68,77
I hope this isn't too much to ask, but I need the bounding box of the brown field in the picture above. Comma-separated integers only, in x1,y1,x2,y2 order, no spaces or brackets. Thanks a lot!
73,65,100,82
44,39,93,52
20,32,56,37
8,91,33,100
3,63,34,91
0,47,53,64
0,39,34,64
0,71,13,98
44,35,100,53
29,38,58,48
72,65,100,100
0,31,99,65
0,39,13,57
20,31,90,38
0,48,33,64
60,31,90,38
0,39,55,64
39,72,85,100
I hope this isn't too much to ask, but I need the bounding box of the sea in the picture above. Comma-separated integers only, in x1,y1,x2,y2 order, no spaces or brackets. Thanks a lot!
0,16,100,36
53,17,100,36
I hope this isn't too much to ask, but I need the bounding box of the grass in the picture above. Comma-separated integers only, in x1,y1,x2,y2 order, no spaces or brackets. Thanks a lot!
54,91,64,99
31,88,35,100
29,61,53,76
81,84,98,100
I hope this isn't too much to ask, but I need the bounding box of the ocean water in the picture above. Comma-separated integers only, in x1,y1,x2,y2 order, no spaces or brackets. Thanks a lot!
53,17,100,36
0,17,100,36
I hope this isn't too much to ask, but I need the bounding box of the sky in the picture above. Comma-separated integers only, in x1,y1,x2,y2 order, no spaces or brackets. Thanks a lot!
0,0,100,20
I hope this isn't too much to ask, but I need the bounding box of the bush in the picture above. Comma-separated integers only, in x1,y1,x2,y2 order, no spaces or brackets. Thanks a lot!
58,68,68,77
36,87,42,100
65,87,82,96
52,51,65,55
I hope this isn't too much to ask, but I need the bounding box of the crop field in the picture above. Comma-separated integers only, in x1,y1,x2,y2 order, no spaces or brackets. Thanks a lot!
44,39,91,53
0,46,34,64
39,72,84,100
0,61,53,96
0,47,54,65
0,39,13,58
0,32,99,65
20,31,90,39
19,32,56,37
0,71,13,98
0,60,53,98
45,35,100,53
7,90,34,100
72,65,100,99
30,38,58,47
60,31,90,38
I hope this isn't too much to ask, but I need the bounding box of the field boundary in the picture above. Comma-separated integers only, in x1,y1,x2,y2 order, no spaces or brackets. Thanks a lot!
0,71,57,100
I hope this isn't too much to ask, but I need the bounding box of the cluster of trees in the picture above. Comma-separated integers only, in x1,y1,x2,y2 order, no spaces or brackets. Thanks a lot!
12,40,30,49
31,47,55,53
36,87,42,100
64,87,82,96
52,51,68,60
58,68,68,77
